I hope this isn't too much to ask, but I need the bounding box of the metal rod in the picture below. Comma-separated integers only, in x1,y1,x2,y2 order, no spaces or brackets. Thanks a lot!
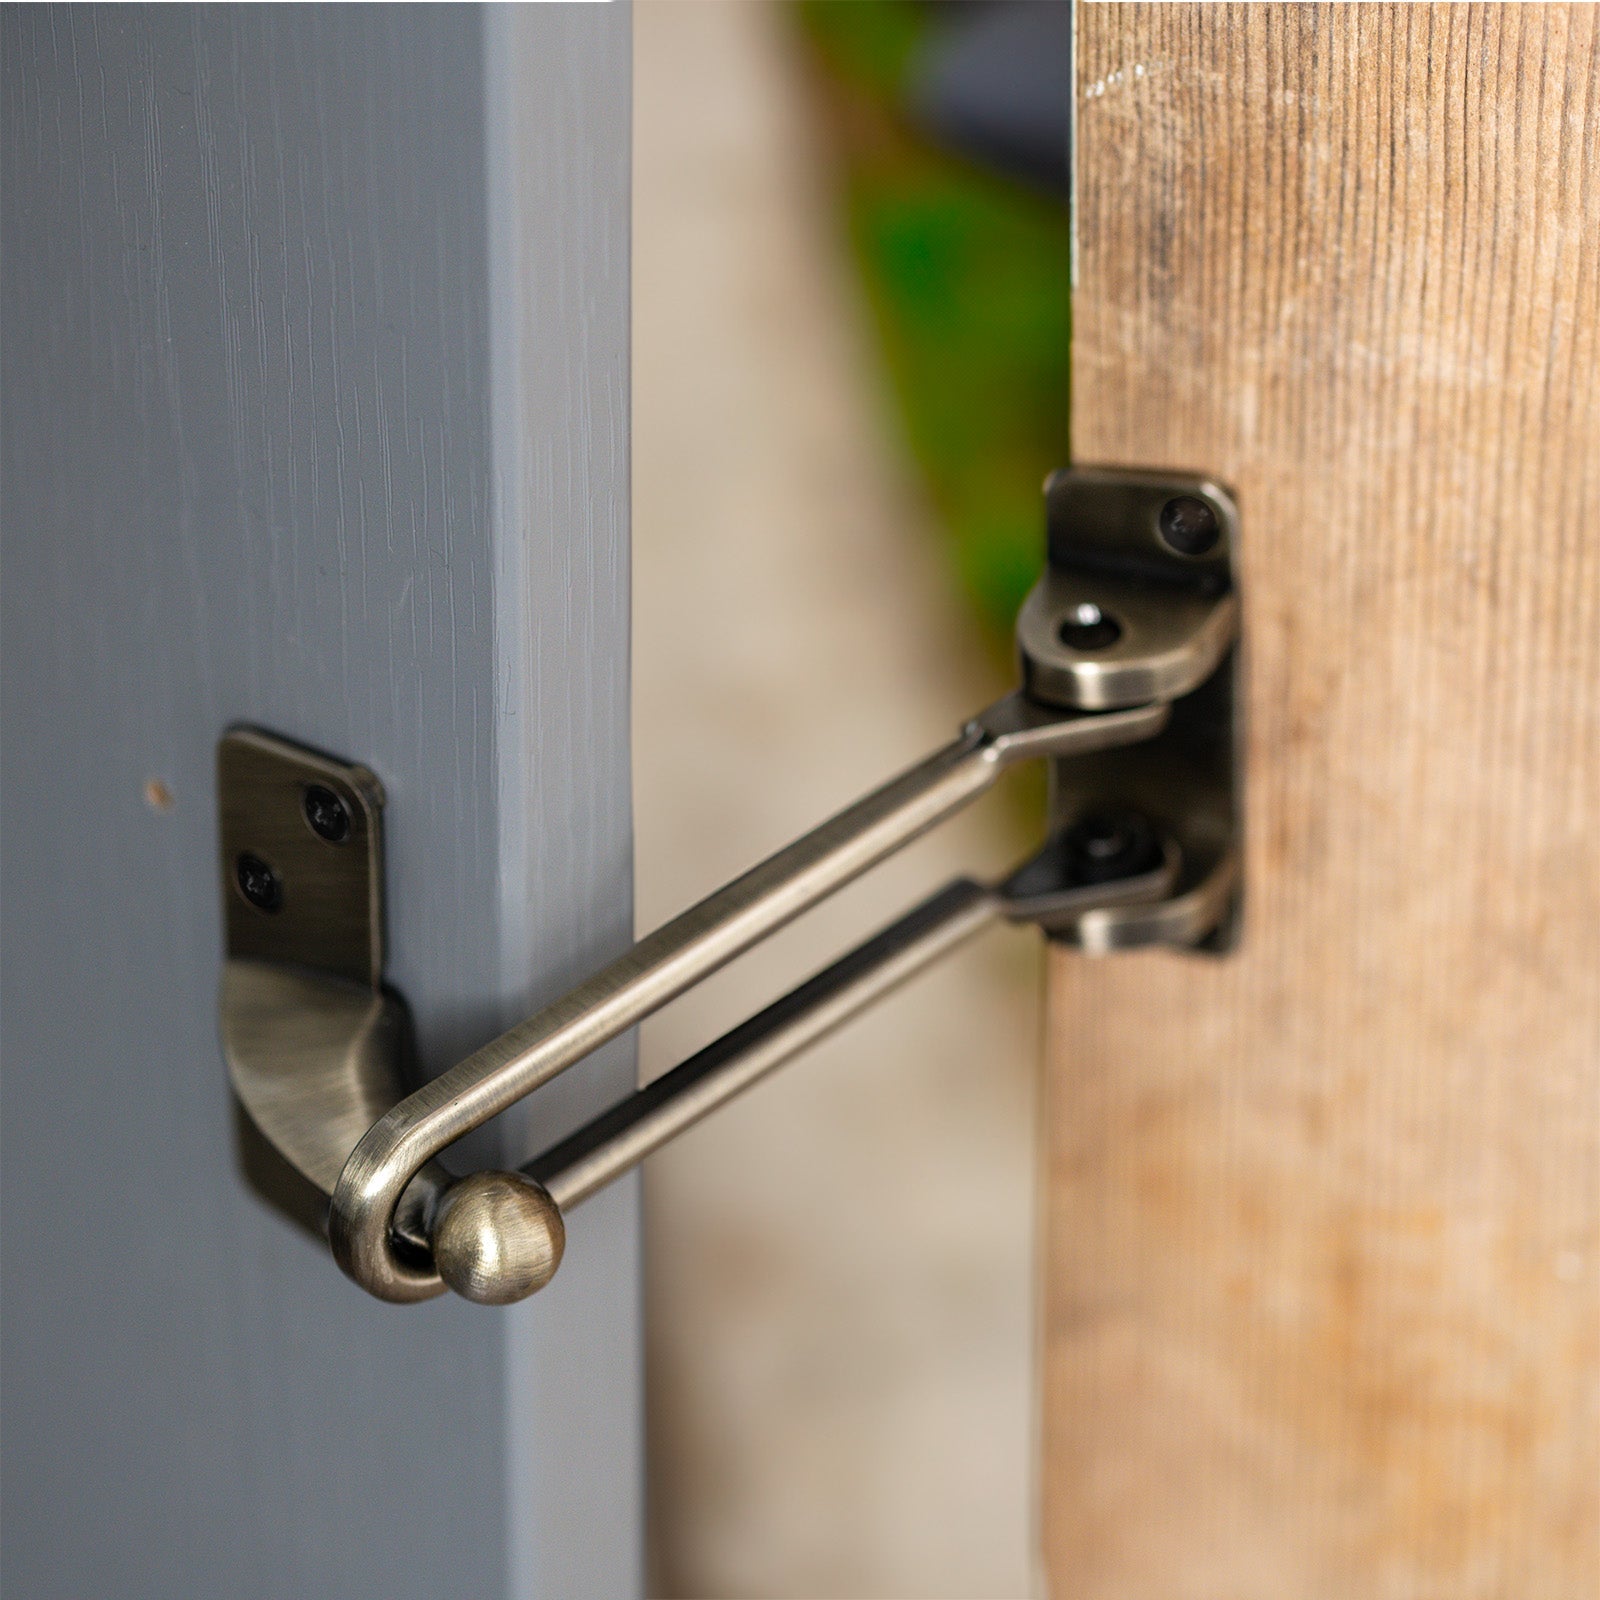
330,693,1167,1301
418,830,1196,1304
528,878,1001,1211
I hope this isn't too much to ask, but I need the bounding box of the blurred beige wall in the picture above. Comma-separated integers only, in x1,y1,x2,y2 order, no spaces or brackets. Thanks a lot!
632,5,1041,1596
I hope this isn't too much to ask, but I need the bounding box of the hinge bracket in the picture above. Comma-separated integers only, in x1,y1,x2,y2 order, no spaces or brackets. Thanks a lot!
1017,466,1242,950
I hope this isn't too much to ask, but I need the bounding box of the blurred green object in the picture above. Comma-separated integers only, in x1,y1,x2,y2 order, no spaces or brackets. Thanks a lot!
797,0,1070,642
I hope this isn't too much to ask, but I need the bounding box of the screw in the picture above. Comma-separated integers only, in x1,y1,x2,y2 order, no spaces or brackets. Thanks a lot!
1080,819,1130,860
1058,601,1123,651
1063,810,1161,885
303,784,350,843
235,852,283,912
1158,495,1220,556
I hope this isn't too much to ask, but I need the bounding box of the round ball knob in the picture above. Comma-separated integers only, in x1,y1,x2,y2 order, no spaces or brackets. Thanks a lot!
433,1171,566,1305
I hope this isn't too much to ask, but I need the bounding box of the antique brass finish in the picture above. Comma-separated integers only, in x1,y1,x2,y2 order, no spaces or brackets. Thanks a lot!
218,729,442,1252
524,847,1178,1223
1029,467,1244,952
218,729,385,987
328,691,1173,1304
433,1172,565,1305
217,465,1243,1307
1016,468,1238,711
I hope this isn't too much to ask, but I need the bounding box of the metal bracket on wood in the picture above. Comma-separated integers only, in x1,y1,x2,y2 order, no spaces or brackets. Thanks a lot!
218,466,1242,1305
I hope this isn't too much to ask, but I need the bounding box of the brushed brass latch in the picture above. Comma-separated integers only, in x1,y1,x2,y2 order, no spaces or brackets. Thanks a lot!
218,466,1241,1305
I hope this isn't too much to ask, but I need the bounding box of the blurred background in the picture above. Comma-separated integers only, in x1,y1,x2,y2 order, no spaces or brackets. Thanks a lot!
631,4,1068,1595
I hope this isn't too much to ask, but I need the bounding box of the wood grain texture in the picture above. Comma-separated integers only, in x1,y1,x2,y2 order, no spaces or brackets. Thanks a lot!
1,9,636,1597
1046,7,1599,1596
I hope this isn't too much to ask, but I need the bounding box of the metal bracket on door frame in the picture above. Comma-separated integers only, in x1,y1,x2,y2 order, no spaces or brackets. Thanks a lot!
218,466,1242,1306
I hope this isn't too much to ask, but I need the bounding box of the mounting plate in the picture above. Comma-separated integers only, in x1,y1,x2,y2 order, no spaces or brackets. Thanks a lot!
217,729,431,1237
1016,466,1243,952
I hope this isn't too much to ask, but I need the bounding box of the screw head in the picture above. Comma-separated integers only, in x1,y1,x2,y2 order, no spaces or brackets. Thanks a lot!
235,852,283,912
302,784,351,843
1158,495,1220,556
1064,810,1162,885
1058,601,1123,651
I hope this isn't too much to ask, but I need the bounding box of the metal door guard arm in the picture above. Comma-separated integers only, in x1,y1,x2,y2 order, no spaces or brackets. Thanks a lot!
219,467,1243,1307
330,696,1165,1303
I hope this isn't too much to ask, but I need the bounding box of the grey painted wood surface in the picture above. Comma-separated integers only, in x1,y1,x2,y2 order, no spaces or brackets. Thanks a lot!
0,8,638,1597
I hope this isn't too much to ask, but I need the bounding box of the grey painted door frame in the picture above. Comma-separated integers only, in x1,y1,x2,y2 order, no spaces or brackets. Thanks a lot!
1,7,640,1596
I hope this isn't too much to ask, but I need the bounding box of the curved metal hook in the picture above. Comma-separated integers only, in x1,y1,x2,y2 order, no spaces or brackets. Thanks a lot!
327,694,1169,1302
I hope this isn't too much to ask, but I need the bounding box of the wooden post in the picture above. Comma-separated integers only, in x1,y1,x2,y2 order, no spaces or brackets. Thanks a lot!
1045,6,1598,1593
